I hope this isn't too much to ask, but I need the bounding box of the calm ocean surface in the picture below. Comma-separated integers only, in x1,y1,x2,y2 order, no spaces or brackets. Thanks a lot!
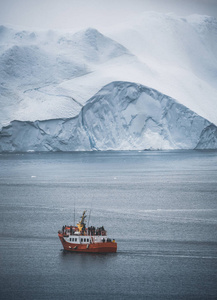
0,150,217,300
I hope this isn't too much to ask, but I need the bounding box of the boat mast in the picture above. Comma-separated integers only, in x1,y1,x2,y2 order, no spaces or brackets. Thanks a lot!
73,202,75,227
87,208,92,228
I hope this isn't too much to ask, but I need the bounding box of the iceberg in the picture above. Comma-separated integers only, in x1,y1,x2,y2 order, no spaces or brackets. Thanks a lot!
0,82,216,152
0,13,217,129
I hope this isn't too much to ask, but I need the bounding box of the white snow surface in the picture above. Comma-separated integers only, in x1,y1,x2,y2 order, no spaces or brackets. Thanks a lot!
103,12,217,125
0,12,217,131
0,26,131,127
0,82,217,152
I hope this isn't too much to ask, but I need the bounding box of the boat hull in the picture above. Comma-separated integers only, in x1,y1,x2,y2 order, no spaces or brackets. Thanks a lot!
58,233,117,253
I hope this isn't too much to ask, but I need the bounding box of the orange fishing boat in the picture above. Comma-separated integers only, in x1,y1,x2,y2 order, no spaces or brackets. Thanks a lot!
58,211,117,253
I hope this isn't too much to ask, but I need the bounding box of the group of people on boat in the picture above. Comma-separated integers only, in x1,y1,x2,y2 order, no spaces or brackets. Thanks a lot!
61,225,107,236
87,226,107,236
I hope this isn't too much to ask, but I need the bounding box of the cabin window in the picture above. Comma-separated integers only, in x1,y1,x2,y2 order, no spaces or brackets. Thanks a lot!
72,238,74,242
87,239,89,242
70,238,71,241
75,238,77,241
81,238,83,242
84,238,86,242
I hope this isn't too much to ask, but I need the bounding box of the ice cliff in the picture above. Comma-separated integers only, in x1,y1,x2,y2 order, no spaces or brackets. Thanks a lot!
0,82,216,152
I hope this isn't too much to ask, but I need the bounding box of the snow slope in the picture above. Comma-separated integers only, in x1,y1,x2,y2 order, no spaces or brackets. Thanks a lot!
0,82,216,152
0,26,131,128
104,13,217,125
0,12,217,131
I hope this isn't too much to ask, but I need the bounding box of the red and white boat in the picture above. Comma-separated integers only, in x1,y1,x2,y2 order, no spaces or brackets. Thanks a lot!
58,211,117,253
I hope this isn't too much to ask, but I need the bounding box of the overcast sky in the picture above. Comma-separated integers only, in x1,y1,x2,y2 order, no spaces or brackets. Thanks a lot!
0,0,217,31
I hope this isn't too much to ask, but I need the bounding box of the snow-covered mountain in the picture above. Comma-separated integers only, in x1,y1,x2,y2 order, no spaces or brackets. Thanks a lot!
0,82,216,152
0,12,217,151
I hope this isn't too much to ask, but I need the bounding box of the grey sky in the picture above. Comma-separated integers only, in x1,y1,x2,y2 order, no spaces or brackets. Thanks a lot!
0,0,217,31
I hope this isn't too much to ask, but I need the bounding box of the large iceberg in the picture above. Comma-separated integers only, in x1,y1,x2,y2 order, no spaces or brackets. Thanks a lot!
0,82,216,152
0,12,217,129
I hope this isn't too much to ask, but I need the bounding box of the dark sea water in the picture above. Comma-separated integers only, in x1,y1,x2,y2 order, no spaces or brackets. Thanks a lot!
0,150,217,300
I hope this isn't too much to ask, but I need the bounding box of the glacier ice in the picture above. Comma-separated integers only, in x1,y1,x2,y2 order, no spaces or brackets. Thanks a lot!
0,12,217,151
0,82,216,152
0,27,131,128
1,12,217,129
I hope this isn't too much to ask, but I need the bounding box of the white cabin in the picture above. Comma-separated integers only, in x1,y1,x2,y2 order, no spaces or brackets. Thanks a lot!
64,235,109,244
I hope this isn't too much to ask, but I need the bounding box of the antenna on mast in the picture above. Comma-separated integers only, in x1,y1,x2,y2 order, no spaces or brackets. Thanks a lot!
73,202,75,227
